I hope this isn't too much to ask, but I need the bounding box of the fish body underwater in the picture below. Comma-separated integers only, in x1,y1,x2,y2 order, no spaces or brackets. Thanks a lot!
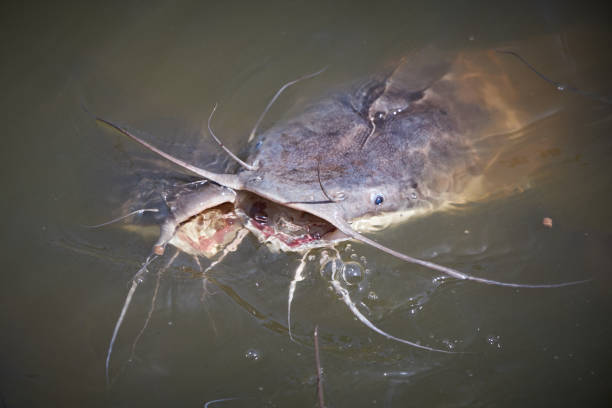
96,45,589,383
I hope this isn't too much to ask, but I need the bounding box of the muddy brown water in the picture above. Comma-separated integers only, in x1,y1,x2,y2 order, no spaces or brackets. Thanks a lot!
1,1,611,407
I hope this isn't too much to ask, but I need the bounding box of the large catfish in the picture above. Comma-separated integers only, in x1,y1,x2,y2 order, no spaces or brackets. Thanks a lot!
95,46,587,383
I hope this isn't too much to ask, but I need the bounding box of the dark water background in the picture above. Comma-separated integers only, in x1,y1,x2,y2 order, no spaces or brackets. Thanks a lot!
1,1,611,407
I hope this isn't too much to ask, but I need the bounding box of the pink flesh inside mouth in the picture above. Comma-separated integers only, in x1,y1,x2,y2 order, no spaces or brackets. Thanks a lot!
169,195,340,258
244,196,337,250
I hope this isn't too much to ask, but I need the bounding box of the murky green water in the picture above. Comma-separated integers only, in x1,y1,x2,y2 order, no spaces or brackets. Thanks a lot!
1,1,611,407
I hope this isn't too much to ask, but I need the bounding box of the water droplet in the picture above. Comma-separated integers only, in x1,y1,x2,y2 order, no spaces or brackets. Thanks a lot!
557,84,566,91
342,262,364,285
245,349,262,361
410,192,417,200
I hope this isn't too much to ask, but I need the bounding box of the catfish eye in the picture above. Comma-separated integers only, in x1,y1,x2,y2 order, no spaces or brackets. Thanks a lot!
373,111,385,125
374,194,384,206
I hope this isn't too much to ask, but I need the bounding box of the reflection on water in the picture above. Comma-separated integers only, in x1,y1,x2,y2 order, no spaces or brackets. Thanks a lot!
1,1,612,407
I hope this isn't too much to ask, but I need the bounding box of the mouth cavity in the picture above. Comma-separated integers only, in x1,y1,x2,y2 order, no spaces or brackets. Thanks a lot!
169,193,342,257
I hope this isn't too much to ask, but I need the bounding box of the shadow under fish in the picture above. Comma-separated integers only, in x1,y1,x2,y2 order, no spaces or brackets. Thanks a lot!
93,44,591,385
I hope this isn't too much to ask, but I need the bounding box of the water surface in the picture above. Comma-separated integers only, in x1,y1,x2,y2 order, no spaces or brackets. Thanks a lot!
1,1,611,407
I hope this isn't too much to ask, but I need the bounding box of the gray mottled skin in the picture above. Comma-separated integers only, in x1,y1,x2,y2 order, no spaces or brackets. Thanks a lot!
237,55,475,226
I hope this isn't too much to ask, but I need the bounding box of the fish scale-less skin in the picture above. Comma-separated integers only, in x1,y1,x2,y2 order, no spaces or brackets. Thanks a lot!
240,79,469,222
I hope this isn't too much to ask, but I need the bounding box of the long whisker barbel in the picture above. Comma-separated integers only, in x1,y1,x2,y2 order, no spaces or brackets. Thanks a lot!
496,49,612,105
82,209,159,228
248,66,328,143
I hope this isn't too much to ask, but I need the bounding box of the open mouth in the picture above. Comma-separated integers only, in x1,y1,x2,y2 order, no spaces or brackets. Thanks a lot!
169,192,345,258
237,192,344,251
168,202,243,258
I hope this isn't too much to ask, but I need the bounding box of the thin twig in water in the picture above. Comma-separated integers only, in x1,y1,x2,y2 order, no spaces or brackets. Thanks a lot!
314,325,325,408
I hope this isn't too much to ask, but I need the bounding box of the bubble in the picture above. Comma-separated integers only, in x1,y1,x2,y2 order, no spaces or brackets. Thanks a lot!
320,258,344,280
432,276,447,285
409,306,423,315
342,262,364,285
486,335,502,349
441,339,458,350
319,250,329,263
245,349,262,361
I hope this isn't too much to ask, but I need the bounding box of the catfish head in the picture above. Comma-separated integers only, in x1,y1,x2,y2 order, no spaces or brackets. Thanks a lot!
232,50,525,283
96,47,587,287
